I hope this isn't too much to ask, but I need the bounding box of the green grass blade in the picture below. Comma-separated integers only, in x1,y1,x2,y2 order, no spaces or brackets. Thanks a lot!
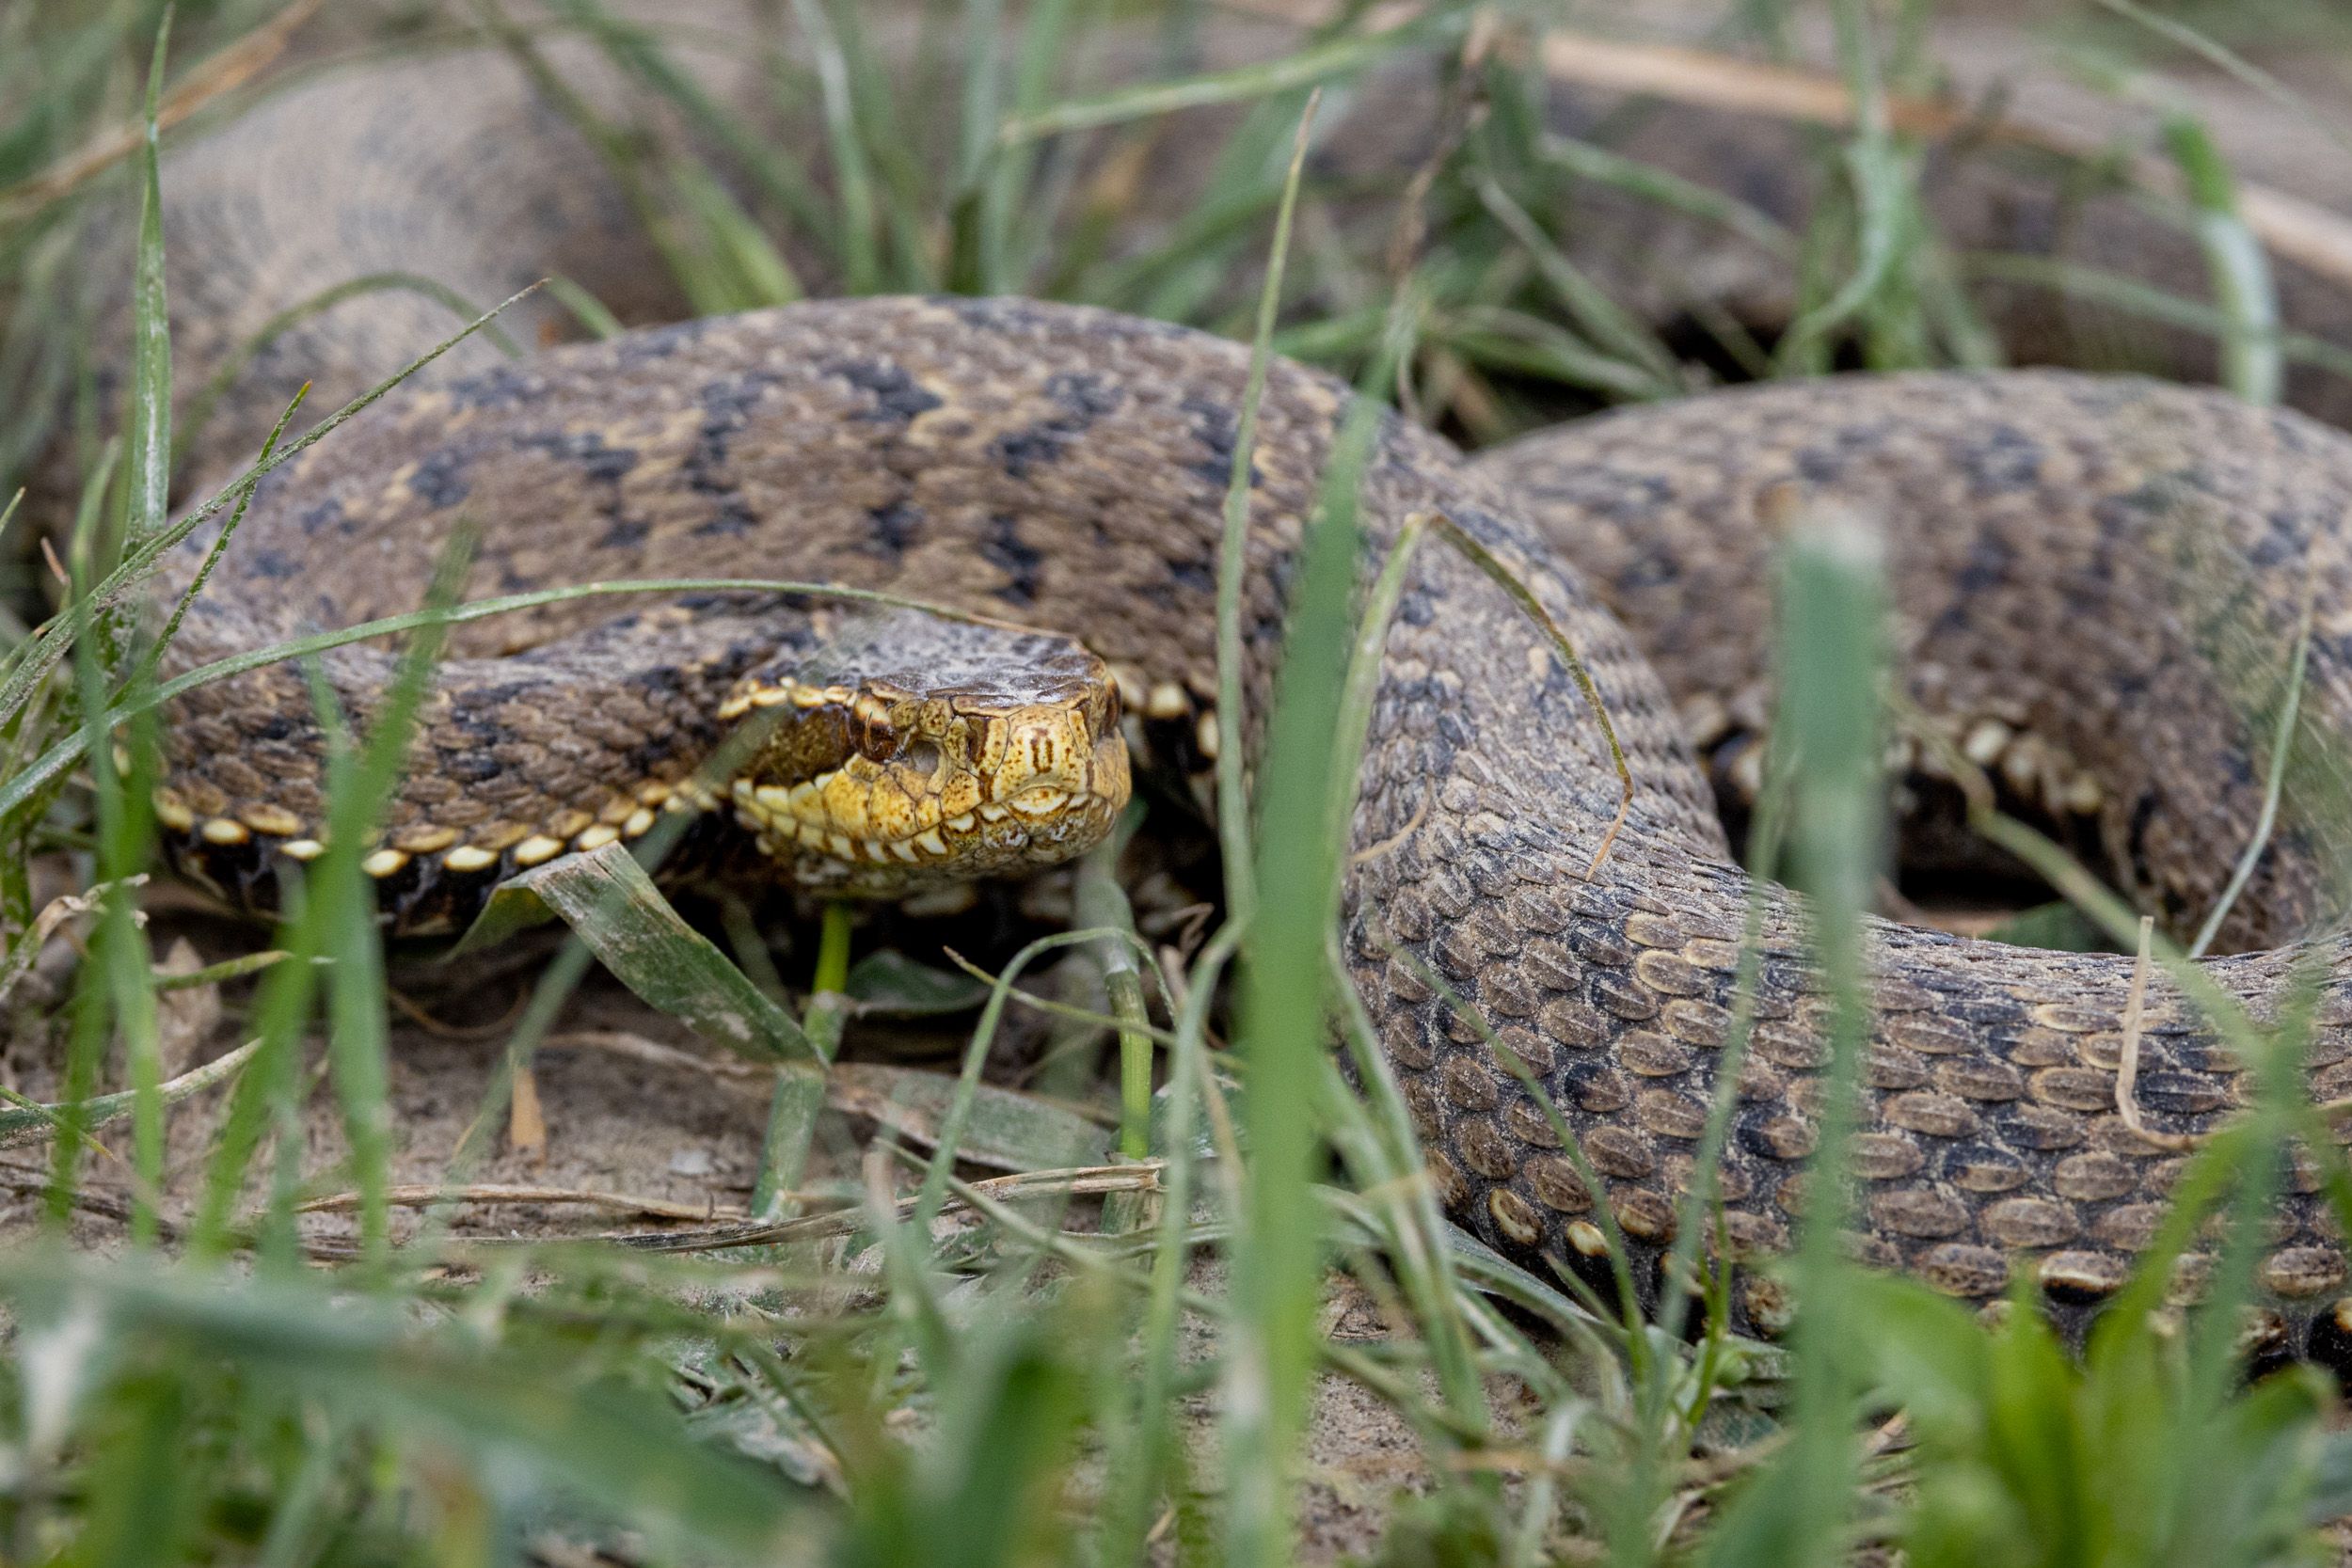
311,529,483,1263
751,900,852,1222
1071,813,1155,1162
1000,6,1467,142
175,273,519,463
1473,172,1682,398
974,0,1079,293
791,0,882,293
0,1254,809,1559
1214,88,1320,931
1963,251,2352,384
488,840,814,1064
1774,0,1920,373
2192,576,2314,955
2164,114,2281,404
122,8,172,556
0,1037,262,1149
912,927,1127,1231
552,0,834,244
1220,295,1413,1568
1699,508,1888,1568
0,281,543,748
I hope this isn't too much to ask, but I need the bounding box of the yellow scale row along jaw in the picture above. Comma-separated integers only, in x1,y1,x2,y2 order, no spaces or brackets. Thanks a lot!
148,775,690,880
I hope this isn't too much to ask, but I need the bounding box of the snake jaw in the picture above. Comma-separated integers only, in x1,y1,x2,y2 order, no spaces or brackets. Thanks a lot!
720,615,1131,895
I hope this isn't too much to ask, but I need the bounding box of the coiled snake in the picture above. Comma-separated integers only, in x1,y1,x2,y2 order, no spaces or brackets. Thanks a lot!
135,19,2352,1355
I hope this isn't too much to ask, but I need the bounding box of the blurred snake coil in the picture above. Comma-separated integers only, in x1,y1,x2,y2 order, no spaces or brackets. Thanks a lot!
120,17,2352,1356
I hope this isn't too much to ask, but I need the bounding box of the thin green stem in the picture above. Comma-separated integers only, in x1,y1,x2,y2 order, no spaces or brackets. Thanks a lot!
1214,88,1320,928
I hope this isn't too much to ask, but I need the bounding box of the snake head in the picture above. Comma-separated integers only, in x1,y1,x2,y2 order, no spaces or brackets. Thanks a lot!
716,608,1130,895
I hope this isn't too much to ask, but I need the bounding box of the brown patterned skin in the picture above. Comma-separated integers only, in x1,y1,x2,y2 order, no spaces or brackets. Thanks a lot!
143,23,2352,1352
153,294,2352,1354
1454,375,2352,1351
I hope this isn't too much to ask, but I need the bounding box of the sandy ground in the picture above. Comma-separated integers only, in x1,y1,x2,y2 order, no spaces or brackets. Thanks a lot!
0,892,1511,1560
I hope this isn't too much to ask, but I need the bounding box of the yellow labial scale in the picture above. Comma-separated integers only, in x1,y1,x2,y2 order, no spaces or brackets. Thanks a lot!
940,772,983,820
827,832,854,860
392,824,459,854
152,790,196,832
550,810,595,839
511,835,564,867
914,829,949,857
865,778,924,842
200,817,250,846
596,796,635,825
977,801,1009,823
280,839,326,862
946,813,976,833
818,771,872,837
623,808,655,837
241,804,305,838
443,845,500,874
361,848,408,879
797,822,828,850
574,823,619,851
636,781,673,807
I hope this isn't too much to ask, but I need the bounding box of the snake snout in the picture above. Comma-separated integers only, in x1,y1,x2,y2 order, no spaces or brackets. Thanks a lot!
719,609,1132,895
993,705,1113,814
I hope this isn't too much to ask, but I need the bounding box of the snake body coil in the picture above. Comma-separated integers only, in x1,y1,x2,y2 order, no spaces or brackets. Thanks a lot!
142,23,2352,1354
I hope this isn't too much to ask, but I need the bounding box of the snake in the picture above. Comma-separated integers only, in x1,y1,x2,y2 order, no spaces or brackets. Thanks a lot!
122,10,2352,1357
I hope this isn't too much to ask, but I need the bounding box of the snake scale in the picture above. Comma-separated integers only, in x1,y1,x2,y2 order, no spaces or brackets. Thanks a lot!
131,12,2352,1355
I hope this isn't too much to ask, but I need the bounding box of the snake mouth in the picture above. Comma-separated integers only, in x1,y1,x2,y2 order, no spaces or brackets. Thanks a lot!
716,610,1131,894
